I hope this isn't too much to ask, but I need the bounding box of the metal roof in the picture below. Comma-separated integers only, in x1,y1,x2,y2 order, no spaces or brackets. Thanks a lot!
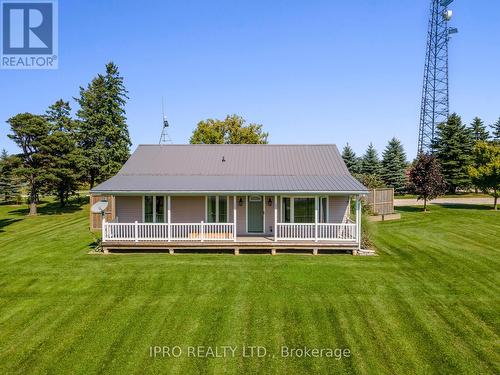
91,144,367,194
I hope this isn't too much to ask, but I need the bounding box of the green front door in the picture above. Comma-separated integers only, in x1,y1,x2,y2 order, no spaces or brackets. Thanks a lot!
247,196,264,233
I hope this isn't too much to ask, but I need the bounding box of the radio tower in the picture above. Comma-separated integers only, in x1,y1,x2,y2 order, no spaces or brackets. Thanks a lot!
159,98,173,144
417,0,458,153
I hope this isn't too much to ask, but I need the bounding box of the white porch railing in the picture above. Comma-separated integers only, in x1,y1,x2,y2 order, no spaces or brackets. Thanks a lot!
102,221,235,242
276,223,357,241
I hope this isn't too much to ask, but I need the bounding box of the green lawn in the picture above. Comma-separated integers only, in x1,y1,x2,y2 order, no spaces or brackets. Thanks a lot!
0,201,498,374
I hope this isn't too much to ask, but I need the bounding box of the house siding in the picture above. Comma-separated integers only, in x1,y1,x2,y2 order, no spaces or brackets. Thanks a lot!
328,196,350,223
171,196,205,223
115,196,142,223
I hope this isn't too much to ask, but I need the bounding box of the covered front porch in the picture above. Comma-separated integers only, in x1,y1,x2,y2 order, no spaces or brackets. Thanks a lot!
99,193,363,252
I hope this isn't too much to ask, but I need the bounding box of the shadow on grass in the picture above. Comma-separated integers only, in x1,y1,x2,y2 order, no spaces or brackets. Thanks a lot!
396,206,424,213
433,203,492,210
8,196,89,216
0,218,22,233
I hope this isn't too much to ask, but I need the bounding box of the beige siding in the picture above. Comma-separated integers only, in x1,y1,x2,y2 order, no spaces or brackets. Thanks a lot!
236,196,246,235
264,196,277,235
115,196,142,223
171,196,205,223
328,196,350,223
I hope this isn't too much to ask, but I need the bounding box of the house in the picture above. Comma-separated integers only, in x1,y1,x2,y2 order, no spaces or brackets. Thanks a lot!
90,144,368,254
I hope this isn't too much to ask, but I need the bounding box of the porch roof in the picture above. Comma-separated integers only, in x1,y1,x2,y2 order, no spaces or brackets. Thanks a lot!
91,144,367,194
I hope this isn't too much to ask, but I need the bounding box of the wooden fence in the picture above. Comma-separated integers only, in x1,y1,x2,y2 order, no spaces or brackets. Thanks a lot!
89,195,115,231
367,188,394,215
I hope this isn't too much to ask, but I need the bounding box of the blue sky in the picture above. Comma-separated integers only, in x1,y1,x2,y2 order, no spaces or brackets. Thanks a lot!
1,0,499,159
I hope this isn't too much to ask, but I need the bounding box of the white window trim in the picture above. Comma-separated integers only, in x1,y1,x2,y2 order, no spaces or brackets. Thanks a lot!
142,195,166,223
205,195,228,223
280,196,320,223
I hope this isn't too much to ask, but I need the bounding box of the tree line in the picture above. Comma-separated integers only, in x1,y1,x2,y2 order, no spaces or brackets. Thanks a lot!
342,114,500,209
0,62,131,215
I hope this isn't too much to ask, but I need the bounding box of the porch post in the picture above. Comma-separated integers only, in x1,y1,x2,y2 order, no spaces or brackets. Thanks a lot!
356,195,361,250
314,196,318,242
274,195,278,242
167,195,171,242
233,195,237,242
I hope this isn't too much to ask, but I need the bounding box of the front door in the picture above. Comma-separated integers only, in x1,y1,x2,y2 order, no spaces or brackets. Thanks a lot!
247,196,264,233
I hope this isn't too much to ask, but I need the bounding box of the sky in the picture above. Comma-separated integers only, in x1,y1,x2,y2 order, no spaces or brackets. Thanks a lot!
1,0,499,160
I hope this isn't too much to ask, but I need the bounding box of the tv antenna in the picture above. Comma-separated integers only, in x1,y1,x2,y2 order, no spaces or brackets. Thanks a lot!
159,97,173,144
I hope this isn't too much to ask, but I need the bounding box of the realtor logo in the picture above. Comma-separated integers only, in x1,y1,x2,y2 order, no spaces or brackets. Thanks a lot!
1,0,58,69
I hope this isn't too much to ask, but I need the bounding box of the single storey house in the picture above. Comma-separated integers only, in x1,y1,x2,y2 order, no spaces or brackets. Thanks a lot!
90,144,368,254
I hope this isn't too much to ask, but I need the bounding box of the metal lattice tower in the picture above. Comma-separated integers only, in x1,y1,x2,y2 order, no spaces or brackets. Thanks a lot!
418,0,458,153
159,98,173,144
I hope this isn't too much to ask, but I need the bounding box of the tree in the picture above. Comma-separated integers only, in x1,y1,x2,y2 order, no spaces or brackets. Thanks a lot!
468,142,500,210
491,118,500,142
354,173,385,189
190,115,268,144
408,153,447,211
75,62,131,188
381,137,408,194
360,143,381,176
469,117,489,142
7,113,54,215
43,100,83,206
0,150,21,202
432,113,474,193
341,143,360,174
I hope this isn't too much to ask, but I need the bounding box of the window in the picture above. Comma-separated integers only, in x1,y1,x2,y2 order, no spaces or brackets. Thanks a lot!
281,197,323,223
144,195,166,223
319,197,327,223
294,198,315,223
206,196,228,223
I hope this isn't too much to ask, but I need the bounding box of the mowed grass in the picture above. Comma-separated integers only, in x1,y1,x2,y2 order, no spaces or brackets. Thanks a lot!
0,201,498,374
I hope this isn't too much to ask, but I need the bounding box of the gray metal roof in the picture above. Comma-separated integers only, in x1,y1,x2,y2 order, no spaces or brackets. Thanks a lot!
91,144,367,194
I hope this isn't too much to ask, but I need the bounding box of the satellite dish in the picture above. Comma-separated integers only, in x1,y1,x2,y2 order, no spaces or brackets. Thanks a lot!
91,200,109,214
442,9,452,21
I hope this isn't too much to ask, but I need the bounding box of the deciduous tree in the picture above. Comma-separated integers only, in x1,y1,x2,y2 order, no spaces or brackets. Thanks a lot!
468,142,500,210
408,153,447,211
190,115,268,144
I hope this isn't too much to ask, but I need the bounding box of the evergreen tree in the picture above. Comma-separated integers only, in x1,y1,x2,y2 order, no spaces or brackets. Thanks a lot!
491,117,500,142
341,143,360,174
43,100,83,206
75,62,131,188
432,113,474,193
469,117,489,142
361,143,381,176
408,153,447,211
381,138,408,194
0,150,21,202
7,113,54,215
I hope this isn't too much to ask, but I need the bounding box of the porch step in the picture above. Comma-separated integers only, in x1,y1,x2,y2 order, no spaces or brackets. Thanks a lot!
357,249,376,256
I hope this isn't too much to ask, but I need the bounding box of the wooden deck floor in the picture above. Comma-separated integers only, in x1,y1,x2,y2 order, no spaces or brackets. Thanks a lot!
102,236,359,254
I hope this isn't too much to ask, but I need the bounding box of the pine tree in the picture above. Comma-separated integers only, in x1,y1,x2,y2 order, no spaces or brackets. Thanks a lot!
0,150,21,202
7,113,53,215
469,117,489,142
432,113,474,193
43,100,83,206
491,117,500,142
75,62,131,188
361,143,381,176
381,138,408,194
341,143,360,174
